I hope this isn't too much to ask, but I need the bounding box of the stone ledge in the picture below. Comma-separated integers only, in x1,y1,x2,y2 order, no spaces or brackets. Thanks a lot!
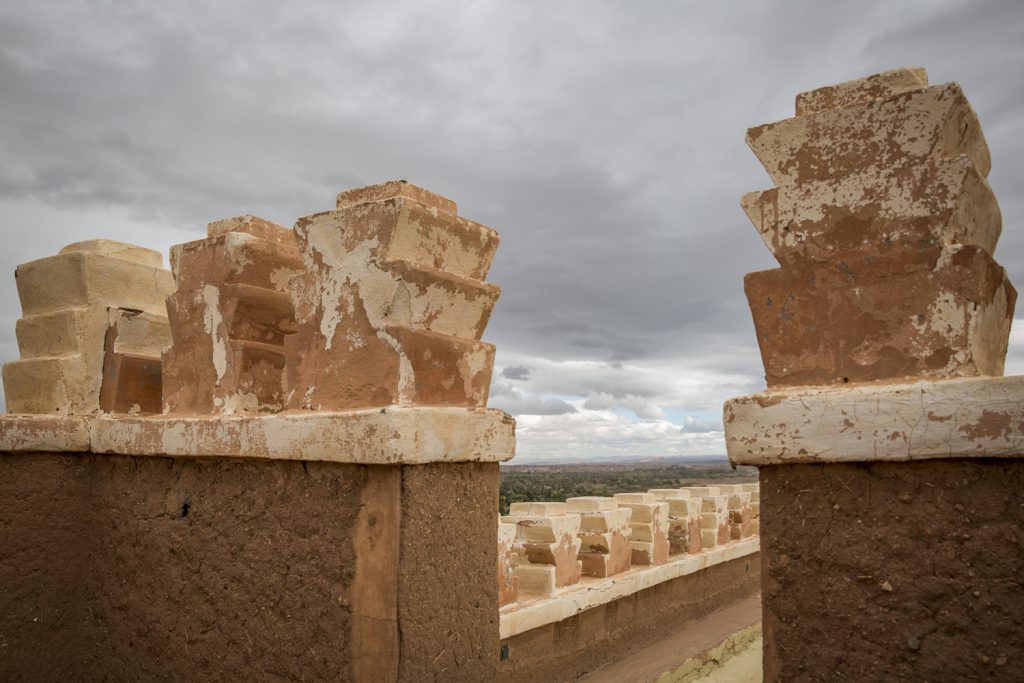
0,408,516,464
499,537,759,639
0,414,92,452
725,375,1024,466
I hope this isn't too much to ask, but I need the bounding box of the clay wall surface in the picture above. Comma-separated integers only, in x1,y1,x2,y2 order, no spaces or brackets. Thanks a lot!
0,452,498,682
497,553,760,682
399,463,499,681
759,460,1024,682
0,452,363,680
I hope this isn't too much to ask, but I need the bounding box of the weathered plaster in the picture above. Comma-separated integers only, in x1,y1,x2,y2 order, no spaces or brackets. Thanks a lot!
795,66,929,117
724,375,1024,465
0,414,91,452
0,408,515,465
285,182,501,410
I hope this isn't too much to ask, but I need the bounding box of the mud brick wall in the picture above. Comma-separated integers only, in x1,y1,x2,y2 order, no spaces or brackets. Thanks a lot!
398,462,500,680
759,460,1024,682
0,453,498,682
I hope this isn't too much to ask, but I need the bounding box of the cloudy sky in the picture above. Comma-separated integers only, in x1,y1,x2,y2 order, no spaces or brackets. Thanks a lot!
1,0,1023,462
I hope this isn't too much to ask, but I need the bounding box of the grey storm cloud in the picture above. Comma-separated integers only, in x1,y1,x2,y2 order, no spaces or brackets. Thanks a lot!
488,379,577,416
489,395,578,417
1,0,1023,458
501,365,531,381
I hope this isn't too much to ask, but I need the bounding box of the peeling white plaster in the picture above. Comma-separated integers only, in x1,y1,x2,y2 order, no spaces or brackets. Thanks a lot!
724,375,1024,465
200,284,227,382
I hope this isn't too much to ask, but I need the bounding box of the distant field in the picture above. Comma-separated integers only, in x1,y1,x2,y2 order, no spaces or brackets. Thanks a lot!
498,461,756,514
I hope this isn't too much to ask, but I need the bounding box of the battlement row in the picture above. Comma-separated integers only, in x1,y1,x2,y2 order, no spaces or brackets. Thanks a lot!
497,482,759,607
2,181,502,416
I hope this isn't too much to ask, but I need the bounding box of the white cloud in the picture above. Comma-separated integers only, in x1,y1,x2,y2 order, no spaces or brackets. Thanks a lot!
582,392,615,410
683,415,723,433
513,409,725,463
488,350,759,459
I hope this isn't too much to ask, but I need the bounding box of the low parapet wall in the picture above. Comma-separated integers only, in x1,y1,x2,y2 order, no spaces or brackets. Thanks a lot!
496,486,761,680
499,547,760,681
0,410,514,681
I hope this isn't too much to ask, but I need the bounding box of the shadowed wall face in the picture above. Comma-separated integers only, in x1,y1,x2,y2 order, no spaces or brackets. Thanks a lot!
759,461,1024,681
0,453,499,682
399,462,500,680
0,453,365,680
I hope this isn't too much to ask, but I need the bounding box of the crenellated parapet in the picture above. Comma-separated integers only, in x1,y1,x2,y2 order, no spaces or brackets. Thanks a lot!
3,240,173,415
726,68,1024,682
498,481,759,607
680,486,731,548
727,68,1023,463
162,216,303,414
717,484,757,540
649,489,704,554
613,492,670,566
741,67,1014,388
2,181,504,421
566,496,632,578
285,181,501,410
502,502,582,595
498,483,762,677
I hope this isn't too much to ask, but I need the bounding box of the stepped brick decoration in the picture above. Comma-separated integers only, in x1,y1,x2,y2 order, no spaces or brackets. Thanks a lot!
284,180,501,410
503,502,582,595
742,482,760,527
725,69,1024,682
681,486,730,548
565,496,633,578
498,521,519,607
649,489,703,554
717,484,757,540
741,67,1015,387
99,308,172,414
2,240,173,414
613,492,669,566
162,216,303,414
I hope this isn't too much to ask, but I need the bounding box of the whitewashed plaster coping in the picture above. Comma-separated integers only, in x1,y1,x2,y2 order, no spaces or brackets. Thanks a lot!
0,414,92,452
0,407,516,464
724,375,1024,466
499,537,760,639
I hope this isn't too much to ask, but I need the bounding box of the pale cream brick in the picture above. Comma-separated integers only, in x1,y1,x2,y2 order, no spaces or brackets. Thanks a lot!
613,492,656,505
508,501,567,517
565,496,617,512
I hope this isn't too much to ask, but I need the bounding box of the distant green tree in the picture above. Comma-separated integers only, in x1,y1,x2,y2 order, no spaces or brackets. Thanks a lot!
497,465,756,514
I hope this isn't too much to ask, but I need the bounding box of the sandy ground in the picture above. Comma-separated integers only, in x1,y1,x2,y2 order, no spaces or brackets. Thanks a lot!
578,594,761,682
692,638,762,682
